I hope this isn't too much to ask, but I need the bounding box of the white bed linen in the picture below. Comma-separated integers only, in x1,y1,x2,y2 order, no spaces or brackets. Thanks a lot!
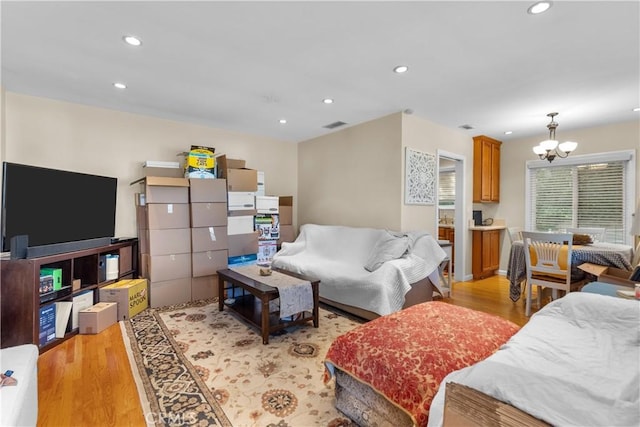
428,292,640,427
272,224,446,316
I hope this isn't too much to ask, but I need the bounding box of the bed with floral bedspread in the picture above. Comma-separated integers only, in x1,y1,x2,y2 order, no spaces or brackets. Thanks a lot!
323,301,520,426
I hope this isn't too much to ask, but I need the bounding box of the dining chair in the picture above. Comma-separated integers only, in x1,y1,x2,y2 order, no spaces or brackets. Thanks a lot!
507,227,524,244
565,227,606,243
521,231,587,317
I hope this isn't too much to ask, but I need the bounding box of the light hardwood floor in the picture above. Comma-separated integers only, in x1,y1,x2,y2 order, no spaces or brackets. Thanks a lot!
36,274,531,426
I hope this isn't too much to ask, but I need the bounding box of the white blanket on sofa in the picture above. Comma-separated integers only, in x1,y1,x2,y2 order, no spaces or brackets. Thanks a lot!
271,224,446,316
428,292,640,427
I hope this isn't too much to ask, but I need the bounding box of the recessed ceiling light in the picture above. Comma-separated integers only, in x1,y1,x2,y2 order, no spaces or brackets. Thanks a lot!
279,119,287,124
113,82,127,89
393,65,409,73
123,35,142,46
504,131,513,135
527,1,552,15
323,98,334,104
633,107,640,112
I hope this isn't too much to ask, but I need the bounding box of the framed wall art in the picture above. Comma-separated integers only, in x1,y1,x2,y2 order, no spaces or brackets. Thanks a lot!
405,147,436,205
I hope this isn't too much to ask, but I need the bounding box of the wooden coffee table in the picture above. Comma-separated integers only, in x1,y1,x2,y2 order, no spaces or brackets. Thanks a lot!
217,268,320,344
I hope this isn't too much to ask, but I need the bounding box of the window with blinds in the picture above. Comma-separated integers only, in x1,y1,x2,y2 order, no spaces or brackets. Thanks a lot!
526,151,634,244
438,170,456,206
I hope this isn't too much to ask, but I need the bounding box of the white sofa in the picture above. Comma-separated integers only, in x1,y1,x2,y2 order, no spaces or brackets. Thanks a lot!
0,344,38,427
272,224,446,320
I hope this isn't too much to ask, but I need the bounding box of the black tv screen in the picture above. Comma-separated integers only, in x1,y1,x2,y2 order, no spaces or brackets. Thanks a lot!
1,162,117,253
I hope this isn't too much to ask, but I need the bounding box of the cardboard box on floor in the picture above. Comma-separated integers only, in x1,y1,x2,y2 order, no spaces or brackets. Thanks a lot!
78,302,117,334
99,279,149,321
578,263,640,287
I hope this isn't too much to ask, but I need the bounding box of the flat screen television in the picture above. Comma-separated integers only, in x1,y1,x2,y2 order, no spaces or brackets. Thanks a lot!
1,162,117,256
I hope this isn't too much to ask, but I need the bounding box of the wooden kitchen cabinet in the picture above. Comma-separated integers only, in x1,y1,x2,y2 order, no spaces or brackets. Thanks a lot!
473,135,502,202
472,229,501,279
438,226,455,271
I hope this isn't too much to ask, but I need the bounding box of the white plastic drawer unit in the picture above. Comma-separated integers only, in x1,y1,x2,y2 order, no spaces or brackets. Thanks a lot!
227,215,255,235
255,196,279,214
227,192,255,211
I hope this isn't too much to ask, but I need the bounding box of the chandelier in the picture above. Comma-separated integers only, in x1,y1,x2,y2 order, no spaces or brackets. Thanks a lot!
532,112,578,162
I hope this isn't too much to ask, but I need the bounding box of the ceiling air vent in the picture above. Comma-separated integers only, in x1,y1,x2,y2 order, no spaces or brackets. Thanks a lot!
323,121,348,129
458,124,474,130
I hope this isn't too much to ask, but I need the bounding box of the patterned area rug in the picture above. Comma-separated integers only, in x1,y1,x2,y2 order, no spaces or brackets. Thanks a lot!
121,298,362,426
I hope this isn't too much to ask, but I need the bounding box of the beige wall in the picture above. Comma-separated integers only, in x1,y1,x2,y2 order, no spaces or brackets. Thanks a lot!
297,112,403,230
3,92,297,239
401,114,474,276
298,112,474,233
401,113,473,232
496,119,639,272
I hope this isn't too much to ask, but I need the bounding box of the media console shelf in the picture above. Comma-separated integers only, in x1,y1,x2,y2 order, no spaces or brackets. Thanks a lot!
1,239,138,353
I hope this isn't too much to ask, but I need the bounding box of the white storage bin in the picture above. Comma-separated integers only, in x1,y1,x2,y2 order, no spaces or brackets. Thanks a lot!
228,192,255,211
256,196,279,214
256,171,265,197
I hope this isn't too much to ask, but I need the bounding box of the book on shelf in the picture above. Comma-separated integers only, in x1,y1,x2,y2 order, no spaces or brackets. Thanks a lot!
72,290,94,330
54,301,73,338
39,304,56,347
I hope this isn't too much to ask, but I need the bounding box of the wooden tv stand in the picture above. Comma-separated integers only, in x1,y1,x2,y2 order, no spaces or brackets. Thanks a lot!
1,239,138,353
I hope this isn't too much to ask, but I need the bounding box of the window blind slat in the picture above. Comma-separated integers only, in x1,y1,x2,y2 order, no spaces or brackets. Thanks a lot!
527,160,629,243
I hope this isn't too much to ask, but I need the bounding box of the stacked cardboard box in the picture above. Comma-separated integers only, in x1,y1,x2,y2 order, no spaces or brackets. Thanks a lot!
220,156,259,268
136,177,192,308
217,155,258,192
134,156,268,305
189,178,229,300
278,196,296,245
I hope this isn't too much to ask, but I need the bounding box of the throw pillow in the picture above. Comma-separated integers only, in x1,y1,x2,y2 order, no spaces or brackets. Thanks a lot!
364,232,409,272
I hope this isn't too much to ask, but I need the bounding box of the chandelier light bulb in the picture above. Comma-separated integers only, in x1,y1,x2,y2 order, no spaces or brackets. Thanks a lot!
533,145,546,155
559,141,577,153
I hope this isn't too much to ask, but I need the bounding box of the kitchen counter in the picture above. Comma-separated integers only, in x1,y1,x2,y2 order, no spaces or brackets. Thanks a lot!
468,218,507,231
438,224,455,228
468,225,506,231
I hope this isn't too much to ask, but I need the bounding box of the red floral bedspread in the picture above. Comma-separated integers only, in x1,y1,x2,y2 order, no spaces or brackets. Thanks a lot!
324,301,520,426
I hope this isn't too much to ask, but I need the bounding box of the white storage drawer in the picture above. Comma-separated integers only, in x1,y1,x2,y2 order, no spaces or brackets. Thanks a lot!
227,215,255,235
255,196,279,214
228,192,255,211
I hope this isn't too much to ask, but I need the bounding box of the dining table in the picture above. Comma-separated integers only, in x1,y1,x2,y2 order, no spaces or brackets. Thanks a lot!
506,240,634,302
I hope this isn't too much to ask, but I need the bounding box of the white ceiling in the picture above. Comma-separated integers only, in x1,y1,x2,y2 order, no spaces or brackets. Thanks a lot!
2,1,639,143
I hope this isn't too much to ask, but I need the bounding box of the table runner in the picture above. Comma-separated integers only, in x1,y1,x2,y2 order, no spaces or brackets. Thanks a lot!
230,265,313,319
